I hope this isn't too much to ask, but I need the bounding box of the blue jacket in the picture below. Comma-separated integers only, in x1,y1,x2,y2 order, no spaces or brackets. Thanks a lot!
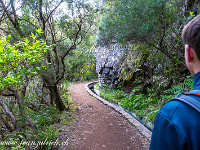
149,72,200,150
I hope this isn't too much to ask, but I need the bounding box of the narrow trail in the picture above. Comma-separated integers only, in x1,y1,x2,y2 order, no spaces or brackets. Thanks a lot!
60,82,150,150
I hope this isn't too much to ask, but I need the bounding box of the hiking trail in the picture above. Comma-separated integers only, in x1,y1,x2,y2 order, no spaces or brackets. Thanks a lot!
59,82,150,150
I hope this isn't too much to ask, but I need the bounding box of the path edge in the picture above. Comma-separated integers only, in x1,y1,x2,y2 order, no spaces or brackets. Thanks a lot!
84,81,152,141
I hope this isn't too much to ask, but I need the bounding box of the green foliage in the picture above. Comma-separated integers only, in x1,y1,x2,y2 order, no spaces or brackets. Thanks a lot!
0,32,52,91
0,131,26,150
100,88,126,102
97,0,182,44
65,36,98,81
30,106,59,127
25,82,74,150
100,76,194,123
0,80,74,150
96,0,200,95
0,0,96,149
119,44,142,82
1,0,100,112
165,76,193,94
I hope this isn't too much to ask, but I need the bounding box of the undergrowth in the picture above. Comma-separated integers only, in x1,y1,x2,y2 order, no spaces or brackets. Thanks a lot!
99,76,193,124
0,81,75,150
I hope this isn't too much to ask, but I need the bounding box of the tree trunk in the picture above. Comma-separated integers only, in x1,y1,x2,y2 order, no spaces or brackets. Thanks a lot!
48,85,66,111
0,97,17,129
7,88,36,129
0,0,24,38
8,88,26,125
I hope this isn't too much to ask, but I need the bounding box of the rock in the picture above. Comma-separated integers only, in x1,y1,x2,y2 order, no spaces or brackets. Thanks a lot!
93,43,127,89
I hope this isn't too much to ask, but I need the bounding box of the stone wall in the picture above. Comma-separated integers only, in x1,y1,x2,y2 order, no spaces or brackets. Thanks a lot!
93,43,127,89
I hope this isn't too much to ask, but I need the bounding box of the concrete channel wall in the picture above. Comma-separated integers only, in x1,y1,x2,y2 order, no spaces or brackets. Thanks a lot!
85,81,152,141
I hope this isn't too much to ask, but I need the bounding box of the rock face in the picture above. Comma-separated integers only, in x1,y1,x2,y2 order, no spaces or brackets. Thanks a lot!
93,43,127,89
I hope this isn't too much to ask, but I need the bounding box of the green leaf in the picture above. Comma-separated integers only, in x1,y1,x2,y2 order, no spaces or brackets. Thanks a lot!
36,28,43,34
7,35,11,41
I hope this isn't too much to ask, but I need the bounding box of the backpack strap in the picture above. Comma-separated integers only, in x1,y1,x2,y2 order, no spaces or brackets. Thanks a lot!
185,90,200,96
171,93,200,113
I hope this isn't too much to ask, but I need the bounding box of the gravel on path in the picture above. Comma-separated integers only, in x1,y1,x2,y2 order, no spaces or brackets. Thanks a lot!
59,82,150,150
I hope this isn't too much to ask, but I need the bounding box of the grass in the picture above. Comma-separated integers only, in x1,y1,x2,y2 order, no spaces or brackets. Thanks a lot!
99,76,193,124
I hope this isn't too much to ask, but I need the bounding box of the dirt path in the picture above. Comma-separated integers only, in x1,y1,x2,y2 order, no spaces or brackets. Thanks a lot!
60,82,150,150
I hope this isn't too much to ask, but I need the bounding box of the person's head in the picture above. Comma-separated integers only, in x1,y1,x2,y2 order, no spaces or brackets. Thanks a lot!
182,14,200,75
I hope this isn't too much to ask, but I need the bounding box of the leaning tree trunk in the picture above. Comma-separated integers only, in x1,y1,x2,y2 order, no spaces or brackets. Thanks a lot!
0,97,17,129
8,88,36,129
48,85,66,112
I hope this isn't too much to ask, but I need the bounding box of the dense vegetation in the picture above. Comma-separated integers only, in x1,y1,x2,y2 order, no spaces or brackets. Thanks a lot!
0,0,200,149
95,0,200,125
0,0,98,149
99,76,193,125
96,0,199,92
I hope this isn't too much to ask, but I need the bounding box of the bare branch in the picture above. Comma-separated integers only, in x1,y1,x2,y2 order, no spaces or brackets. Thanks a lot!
55,44,76,84
55,56,65,85
10,0,18,25
0,10,5,23
45,0,63,22
0,27,11,35
8,87,36,129
1,93,15,96
39,0,45,31
55,16,86,84
0,0,15,26
0,0,23,37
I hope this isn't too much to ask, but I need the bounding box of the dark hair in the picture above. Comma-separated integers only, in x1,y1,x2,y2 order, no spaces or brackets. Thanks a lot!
182,14,200,60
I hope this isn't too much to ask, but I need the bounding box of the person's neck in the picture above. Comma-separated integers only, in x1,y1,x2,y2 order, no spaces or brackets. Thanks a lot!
192,65,200,75
189,59,200,75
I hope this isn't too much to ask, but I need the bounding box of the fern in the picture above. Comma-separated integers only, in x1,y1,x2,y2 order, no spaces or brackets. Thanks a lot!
165,76,193,95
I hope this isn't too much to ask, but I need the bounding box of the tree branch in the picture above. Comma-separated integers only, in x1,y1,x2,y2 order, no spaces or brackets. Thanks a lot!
0,97,17,129
39,0,45,31
55,18,83,84
45,0,63,22
18,18,38,28
8,87,36,129
0,0,15,25
0,27,11,35
0,0,23,37
144,39,185,64
10,0,18,26
48,17,60,80
1,93,15,96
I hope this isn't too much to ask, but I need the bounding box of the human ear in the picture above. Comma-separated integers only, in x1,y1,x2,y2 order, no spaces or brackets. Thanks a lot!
186,45,195,62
